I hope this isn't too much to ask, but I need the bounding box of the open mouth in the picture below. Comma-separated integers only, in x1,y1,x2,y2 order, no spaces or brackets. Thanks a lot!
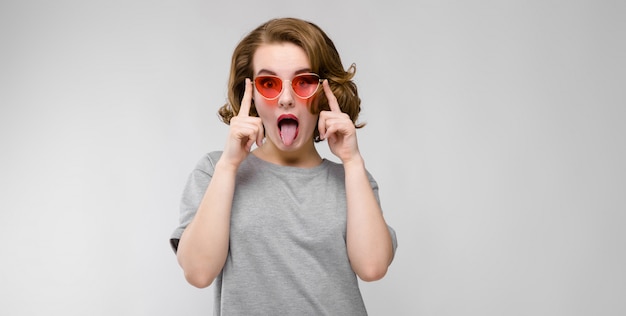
277,114,299,146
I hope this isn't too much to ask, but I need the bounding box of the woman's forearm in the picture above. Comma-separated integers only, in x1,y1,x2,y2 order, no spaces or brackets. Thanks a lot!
344,157,394,282
176,161,238,288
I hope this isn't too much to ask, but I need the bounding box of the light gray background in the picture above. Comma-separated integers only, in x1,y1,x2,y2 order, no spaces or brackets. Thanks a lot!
1,0,624,315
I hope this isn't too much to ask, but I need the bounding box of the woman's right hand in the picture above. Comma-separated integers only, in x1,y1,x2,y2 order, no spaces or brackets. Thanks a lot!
220,78,264,169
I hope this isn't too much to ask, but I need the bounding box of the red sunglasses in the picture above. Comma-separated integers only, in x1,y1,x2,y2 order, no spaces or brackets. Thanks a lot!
254,73,323,100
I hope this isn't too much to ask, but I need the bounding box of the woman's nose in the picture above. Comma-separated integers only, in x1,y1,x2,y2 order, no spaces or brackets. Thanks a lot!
278,80,295,108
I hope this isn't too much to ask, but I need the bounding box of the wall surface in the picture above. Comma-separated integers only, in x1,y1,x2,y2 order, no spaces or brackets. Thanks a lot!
1,0,625,315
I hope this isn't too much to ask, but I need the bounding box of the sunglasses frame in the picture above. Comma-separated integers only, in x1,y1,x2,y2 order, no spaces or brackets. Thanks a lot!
253,73,323,100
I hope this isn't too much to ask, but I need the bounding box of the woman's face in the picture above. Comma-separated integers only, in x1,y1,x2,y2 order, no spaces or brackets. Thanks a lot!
252,42,320,151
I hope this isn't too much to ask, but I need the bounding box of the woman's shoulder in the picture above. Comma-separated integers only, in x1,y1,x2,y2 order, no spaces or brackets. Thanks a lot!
206,150,223,163
191,151,223,173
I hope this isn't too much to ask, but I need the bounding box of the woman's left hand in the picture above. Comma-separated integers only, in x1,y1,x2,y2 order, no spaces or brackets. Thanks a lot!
318,80,361,164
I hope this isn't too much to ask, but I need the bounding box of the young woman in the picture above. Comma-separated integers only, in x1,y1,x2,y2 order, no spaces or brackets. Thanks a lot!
171,17,397,315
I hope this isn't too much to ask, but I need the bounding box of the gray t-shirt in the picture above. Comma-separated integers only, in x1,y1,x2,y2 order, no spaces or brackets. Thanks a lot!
171,151,397,315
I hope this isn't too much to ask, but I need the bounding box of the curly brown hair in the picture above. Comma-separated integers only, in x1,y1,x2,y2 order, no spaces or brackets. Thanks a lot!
217,17,364,141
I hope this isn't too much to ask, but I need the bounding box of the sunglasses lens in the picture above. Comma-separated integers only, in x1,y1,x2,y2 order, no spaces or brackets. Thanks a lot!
292,74,320,98
255,76,282,99
254,74,320,99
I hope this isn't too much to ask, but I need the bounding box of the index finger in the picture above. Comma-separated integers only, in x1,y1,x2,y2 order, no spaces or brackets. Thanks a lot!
238,78,253,117
322,79,342,113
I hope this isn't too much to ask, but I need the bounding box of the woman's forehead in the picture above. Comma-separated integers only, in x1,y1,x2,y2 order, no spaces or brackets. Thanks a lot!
253,42,311,77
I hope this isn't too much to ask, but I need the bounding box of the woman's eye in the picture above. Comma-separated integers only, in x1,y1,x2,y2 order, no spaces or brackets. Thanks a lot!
294,79,308,87
261,79,276,88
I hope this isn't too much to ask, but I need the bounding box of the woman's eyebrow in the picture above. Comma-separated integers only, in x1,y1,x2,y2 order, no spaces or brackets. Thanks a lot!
256,69,277,76
256,68,313,76
294,68,313,75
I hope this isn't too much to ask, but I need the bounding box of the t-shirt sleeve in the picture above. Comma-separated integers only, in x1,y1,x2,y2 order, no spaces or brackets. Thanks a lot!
169,151,221,253
386,224,398,261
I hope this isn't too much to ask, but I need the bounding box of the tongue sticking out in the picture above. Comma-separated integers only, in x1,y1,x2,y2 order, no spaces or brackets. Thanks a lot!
279,120,298,146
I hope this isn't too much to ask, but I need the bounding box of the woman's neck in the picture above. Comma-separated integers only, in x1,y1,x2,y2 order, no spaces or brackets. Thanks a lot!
252,140,322,168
